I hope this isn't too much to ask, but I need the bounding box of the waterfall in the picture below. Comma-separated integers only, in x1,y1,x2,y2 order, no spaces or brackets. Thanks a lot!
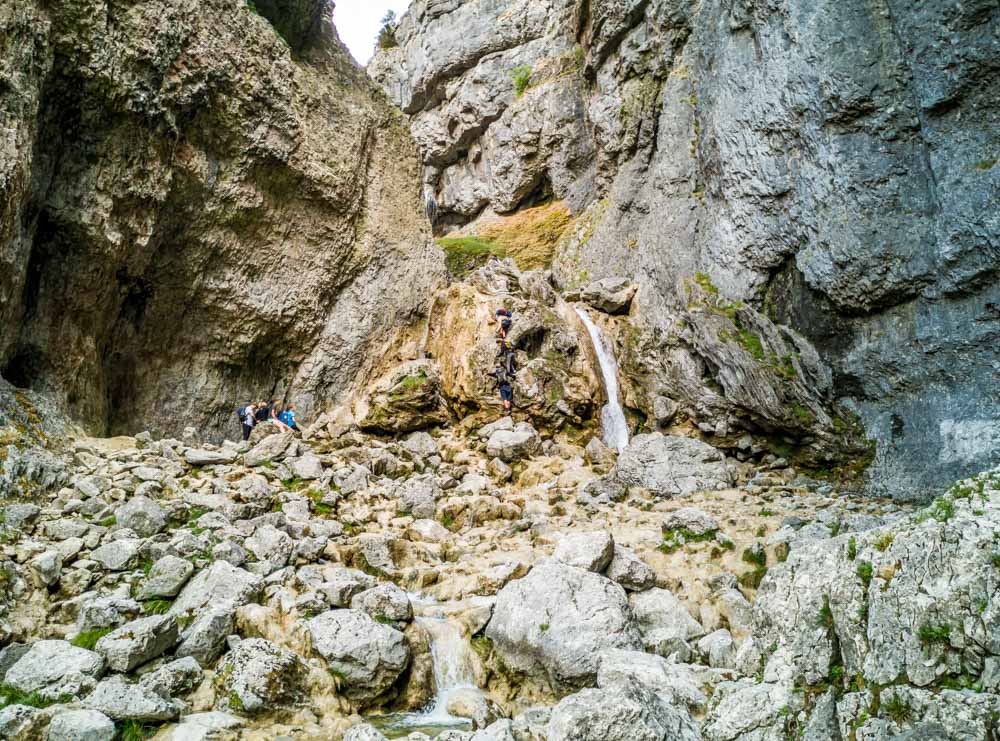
414,616,478,725
372,600,481,735
575,307,630,452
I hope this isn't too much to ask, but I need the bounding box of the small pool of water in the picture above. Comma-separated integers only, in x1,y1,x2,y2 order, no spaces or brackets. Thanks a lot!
369,712,472,739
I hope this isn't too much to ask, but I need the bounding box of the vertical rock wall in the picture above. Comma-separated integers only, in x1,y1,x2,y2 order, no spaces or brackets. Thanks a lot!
0,0,446,440
370,0,1000,498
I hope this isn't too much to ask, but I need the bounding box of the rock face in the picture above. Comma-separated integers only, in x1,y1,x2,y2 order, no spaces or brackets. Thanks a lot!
0,0,444,441
371,0,1000,497
486,560,642,691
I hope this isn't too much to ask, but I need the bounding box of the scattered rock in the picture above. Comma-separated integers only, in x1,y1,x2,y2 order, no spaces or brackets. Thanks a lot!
552,531,614,572
85,677,181,722
605,546,656,592
4,640,104,698
95,615,178,672
115,496,167,537
45,709,116,741
215,638,306,714
137,555,194,599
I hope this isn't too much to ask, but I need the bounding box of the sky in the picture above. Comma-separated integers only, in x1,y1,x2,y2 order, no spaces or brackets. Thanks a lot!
333,1,413,66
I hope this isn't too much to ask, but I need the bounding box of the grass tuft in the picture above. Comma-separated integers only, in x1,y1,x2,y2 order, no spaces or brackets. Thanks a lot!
71,627,112,650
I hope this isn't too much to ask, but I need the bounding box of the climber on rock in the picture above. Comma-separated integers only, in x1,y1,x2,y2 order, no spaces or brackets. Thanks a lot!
490,353,517,416
494,307,513,340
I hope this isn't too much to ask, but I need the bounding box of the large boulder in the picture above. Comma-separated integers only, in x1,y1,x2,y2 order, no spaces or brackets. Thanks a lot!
95,615,178,673
350,583,413,624
605,546,656,592
486,422,542,463
137,555,195,599
114,496,167,537
306,609,410,701
46,709,116,741
578,277,636,315
89,539,141,571
552,531,615,573
4,640,104,699
612,434,732,497
84,677,181,722
358,360,450,434
169,561,263,617
215,638,305,714
485,560,642,691
243,432,295,467
629,588,705,660
546,678,701,741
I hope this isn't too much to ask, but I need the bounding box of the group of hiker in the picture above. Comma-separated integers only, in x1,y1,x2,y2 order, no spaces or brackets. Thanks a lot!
490,307,517,416
237,399,299,441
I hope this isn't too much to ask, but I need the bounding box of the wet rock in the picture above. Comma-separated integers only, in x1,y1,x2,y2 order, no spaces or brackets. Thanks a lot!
343,724,389,741
307,609,410,701
605,546,656,592
486,560,642,691
215,638,305,714
350,583,413,623
447,687,504,730
85,677,181,722
613,434,732,498
629,588,705,660
547,678,701,741
95,615,178,672
137,555,194,599
4,640,104,698
552,531,614,572
46,709,116,741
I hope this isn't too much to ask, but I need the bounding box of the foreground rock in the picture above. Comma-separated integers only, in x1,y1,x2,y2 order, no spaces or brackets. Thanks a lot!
215,638,306,714
486,560,642,691
4,640,104,698
307,609,410,701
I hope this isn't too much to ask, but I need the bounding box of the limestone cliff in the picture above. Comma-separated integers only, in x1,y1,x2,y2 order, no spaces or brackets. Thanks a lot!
371,0,1000,498
0,0,445,441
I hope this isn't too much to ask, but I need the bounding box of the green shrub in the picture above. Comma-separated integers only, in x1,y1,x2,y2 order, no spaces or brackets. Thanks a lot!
71,627,112,650
510,65,532,95
873,533,893,552
143,599,172,615
816,598,834,629
116,720,159,741
856,561,873,588
846,536,857,561
376,10,398,49
436,236,505,277
918,622,950,646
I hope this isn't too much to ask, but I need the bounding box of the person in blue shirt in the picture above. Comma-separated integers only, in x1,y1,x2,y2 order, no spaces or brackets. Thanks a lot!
279,403,300,432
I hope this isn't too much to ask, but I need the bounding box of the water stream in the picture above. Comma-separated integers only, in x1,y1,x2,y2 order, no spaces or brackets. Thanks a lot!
371,601,481,738
574,306,630,452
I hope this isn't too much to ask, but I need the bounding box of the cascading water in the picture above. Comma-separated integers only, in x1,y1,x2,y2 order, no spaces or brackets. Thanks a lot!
575,307,630,452
371,599,483,738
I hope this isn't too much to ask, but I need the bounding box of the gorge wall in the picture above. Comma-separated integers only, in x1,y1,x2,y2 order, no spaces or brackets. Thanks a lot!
0,0,445,441
370,0,1000,498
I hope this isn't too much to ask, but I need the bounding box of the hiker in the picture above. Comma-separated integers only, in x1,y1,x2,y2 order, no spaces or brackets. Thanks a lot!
279,403,300,432
253,400,271,425
238,402,256,441
490,354,517,416
495,307,513,340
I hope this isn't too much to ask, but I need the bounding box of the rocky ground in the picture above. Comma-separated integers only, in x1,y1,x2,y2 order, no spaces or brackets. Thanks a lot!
12,382,1000,740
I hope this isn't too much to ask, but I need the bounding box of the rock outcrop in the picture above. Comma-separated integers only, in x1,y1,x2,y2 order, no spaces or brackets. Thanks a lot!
0,0,445,441
371,0,1000,497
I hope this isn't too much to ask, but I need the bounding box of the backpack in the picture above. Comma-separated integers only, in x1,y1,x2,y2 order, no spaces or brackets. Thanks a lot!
237,405,248,424
500,317,512,333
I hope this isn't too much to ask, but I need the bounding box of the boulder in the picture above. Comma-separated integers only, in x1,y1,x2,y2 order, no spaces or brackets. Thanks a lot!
547,678,701,741
0,705,45,740
307,609,410,701
95,615,178,672
169,561,262,617
552,531,614,573
584,437,616,468
597,649,708,709
486,423,542,463
4,640,104,698
75,595,141,634
605,546,656,592
243,432,294,467
350,583,413,623
175,608,234,666
401,431,438,458
343,724,389,741
29,550,63,587
138,656,203,698
662,507,720,536
215,638,305,714
697,630,736,669
396,477,440,519
89,539,141,571
85,677,181,722
137,555,194,599
359,359,450,434
446,687,503,729
45,709,116,741
578,277,636,315
613,434,731,497
288,452,324,481
244,524,294,575
315,568,378,607
485,560,642,691
184,448,237,466
629,588,705,660
115,496,167,537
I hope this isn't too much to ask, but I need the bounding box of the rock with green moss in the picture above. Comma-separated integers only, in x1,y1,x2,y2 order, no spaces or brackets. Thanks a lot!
359,360,450,434
214,638,306,715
